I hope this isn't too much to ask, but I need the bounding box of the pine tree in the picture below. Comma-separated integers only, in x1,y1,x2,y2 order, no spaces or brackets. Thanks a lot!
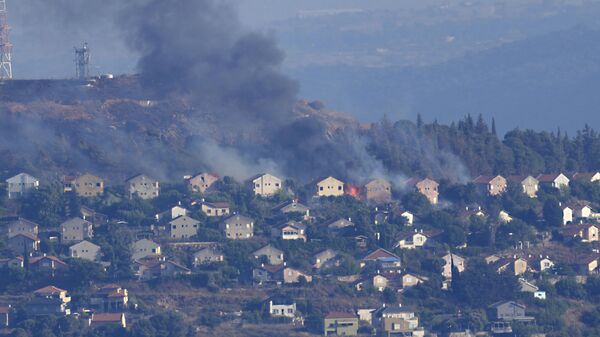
491,117,497,136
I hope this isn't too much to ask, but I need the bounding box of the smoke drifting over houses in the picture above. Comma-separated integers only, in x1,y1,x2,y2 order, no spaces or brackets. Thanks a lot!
0,0,469,185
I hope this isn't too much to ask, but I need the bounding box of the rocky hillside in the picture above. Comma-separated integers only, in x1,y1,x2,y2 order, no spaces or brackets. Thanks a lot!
0,76,360,182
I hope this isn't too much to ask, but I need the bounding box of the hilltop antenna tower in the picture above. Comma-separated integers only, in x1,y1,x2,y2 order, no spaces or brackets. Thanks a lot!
0,0,13,79
75,42,90,79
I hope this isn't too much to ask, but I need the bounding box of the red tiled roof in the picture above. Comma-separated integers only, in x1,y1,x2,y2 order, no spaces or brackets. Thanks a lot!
325,312,356,319
260,264,285,273
0,306,10,314
473,175,496,184
537,174,562,182
573,172,597,181
29,255,67,266
362,248,399,261
91,313,124,322
10,232,38,241
107,291,127,298
34,285,67,295
203,201,230,208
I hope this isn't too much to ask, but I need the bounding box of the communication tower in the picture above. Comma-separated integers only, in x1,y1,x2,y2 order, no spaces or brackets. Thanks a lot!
75,42,90,79
0,0,13,79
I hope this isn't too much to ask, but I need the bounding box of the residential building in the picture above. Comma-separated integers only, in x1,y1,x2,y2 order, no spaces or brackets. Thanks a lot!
378,306,425,337
573,172,600,183
442,253,466,279
499,210,513,223
562,205,573,225
7,218,38,239
519,278,539,293
272,200,310,220
570,202,594,219
284,267,312,284
253,244,284,265
0,257,24,269
268,298,296,319
89,313,127,328
201,201,231,217
168,216,200,240
473,175,507,196
90,284,129,312
272,221,307,241
561,224,599,243
187,172,219,193
364,178,392,203
537,173,570,190
372,274,389,291
509,175,539,198
60,218,93,243
155,205,188,222
395,230,441,249
69,240,101,261
127,174,160,200
400,210,414,225
249,173,283,197
361,248,401,268
531,256,554,273
408,178,440,205
63,174,104,197
6,173,39,199
324,312,359,336
402,273,427,288
313,249,337,269
133,257,191,280
326,218,355,232
316,176,345,197
7,233,39,253
0,305,10,327
25,286,71,316
492,257,528,276
80,206,109,227
488,301,533,322
193,247,224,266
253,264,285,285
574,255,599,274
29,256,68,275
132,239,161,261
221,214,254,240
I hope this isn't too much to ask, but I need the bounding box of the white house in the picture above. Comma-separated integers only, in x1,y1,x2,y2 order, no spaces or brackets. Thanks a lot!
6,173,39,199
249,173,282,197
69,240,101,261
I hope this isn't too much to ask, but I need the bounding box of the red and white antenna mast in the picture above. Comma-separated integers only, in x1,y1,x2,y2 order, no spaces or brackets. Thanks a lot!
0,0,12,79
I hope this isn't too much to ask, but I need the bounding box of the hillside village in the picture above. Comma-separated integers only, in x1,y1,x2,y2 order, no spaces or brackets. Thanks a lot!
1,169,600,337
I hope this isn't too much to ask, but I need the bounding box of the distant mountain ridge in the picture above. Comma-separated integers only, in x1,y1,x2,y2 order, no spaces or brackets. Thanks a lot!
289,26,600,133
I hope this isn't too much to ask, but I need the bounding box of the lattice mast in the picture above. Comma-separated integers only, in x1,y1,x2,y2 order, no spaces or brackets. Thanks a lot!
75,42,90,80
0,0,13,79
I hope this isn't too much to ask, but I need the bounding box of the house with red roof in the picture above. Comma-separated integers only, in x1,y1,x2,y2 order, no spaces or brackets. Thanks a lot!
89,312,126,328
90,284,129,312
537,173,570,190
473,175,507,196
7,232,39,253
572,172,600,183
324,312,359,336
0,305,11,327
25,286,71,316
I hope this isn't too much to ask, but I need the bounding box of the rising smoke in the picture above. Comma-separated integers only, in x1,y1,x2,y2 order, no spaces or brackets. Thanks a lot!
0,0,470,186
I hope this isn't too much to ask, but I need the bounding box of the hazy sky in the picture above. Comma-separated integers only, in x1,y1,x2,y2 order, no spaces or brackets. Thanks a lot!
233,0,427,26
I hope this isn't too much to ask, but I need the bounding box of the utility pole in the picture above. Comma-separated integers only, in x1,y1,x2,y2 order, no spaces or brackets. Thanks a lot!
0,0,13,79
75,42,90,79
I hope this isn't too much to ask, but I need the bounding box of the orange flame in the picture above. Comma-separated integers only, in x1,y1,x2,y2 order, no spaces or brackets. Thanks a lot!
346,184,360,198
